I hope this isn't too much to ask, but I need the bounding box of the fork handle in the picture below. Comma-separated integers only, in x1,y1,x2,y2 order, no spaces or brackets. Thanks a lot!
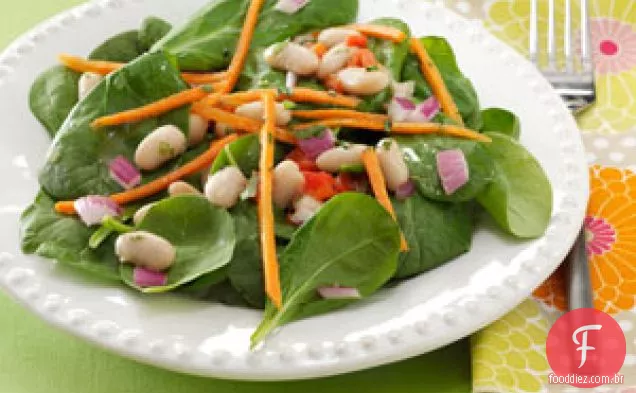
566,228,594,310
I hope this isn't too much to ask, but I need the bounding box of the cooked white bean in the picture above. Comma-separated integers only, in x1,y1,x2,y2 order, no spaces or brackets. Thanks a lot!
263,42,320,76
317,43,356,79
317,27,363,48
133,202,157,225
315,144,367,173
235,101,292,126
135,125,187,171
188,114,208,146
273,160,305,209
392,80,415,98
376,139,409,192
337,67,390,96
290,195,323,224
204,166,247,209
78,72,103,99
168,181,202,196
115,231,176,272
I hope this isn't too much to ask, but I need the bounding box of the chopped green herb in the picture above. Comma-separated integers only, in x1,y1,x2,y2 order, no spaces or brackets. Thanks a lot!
366,65,379,72
384,119,392,133
277,86,292,96
339,163,365,173
158,141,175,157
381,139,392,151
102,216,134,234
282,100,296,110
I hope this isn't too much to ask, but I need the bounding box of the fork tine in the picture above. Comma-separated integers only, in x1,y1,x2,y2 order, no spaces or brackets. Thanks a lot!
529,0,539,64
547,0,557,69
564,0,574,72
580,0,593,73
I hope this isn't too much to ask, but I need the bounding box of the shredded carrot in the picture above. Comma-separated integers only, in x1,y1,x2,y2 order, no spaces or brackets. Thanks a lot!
259,91,282,308
323,74,345,94
180,71,228,85
349,24,407,43
191,102,297,144
361,149,408,251
222,0,265,93
292,109,387,122
293,118,491,142
91,86,211,128
59,53,121,75
409,38,463,126
313,43,328,58
346,34,368,48
54,134,238,215
198,88,360,109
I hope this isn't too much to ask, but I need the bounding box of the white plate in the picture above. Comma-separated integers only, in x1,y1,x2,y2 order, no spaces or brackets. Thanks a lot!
0,0,588,381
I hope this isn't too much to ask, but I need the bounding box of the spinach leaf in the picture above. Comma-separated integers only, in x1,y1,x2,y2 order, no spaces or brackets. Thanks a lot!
480,108,521,140
89,31,142,62
393,195,473,278
397,135,495,202
210,133,286,175
138,17,172,52
154,0,359,71
120,195,235,293
402,37,482,129
38,52,190,200
367,18,411,80
20,191,120,281
28,66,80,137
251,193,400,347
477,133,552,238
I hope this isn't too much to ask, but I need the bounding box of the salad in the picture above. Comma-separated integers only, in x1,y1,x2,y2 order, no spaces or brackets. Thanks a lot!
20,0,553,347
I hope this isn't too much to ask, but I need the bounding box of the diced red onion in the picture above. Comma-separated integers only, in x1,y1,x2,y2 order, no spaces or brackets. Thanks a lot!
388,97,416,122
109,156,141,190
406,96,440,123
74,196,122,226
133,266,168,287
274,0,310,14
298,129,335,159
395,180,415,200
394,97,416,110
436,149,469,195
286,71,297,91
318,286,361,299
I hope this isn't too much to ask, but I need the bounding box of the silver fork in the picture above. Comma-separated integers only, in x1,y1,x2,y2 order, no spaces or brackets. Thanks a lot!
530,0,595,310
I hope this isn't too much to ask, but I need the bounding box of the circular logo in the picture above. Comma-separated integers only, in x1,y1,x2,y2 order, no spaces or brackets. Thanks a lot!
547,308,626,388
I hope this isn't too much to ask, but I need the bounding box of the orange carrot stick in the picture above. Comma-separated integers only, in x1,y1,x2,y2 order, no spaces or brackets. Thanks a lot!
222,0,266,93
349,24,407,43
180,71,228,85
409,38,463,126
292,109,387,122
54,134,239,215
259,91,282,308
190,102,297,144
58,53,121,75
91,86,211,128
287,88,360,108
361,149,408,252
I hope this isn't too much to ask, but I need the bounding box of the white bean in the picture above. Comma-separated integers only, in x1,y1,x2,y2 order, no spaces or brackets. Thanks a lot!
317,27,363,48
168,181,202,196
317,43,356,79
337,67,390,96
133,202,156,225
376,139,409,192
273,160,305,209
204,166,247,209
188,114,208,147
135,125,187,171
78,72,103,99
115,231,176,272
289,195,323,225
263,42,320,76
315,144,367,173
235,101,292,126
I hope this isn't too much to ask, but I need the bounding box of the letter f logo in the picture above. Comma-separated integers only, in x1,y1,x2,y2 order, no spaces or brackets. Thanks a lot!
572,324,602,368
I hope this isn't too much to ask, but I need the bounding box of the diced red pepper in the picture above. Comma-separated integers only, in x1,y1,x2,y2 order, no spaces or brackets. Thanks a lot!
302,171,337,201
346,35,368,48
313,43,328,58
334,172,356,193
286,148,319,171
347,48,378,68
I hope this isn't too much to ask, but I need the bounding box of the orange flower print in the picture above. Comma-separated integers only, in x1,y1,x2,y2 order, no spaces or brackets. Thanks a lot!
534,166,636,314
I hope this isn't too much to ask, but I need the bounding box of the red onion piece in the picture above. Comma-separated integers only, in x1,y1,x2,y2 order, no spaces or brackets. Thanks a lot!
388,97,416,122
74,196,122,226
133,267,168,287
274,0,310,14
318,287,361,299
406,96,440,123
298,129,335,159
394,96,416,110
109,155,141,190
286,71,297,91
436,149,469,195
395,180,415,200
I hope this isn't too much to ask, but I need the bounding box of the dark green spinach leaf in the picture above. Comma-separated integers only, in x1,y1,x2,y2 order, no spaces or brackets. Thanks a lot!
89,30,142,62
477,133,552,238
251,193,400,347
138,17,172,52
480,108,521,140
120,195,235,293
397,135,495,202
367,18,411,80
28,66,80,137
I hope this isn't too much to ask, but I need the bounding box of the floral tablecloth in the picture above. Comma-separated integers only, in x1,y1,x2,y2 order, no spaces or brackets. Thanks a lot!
459,1,636,392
